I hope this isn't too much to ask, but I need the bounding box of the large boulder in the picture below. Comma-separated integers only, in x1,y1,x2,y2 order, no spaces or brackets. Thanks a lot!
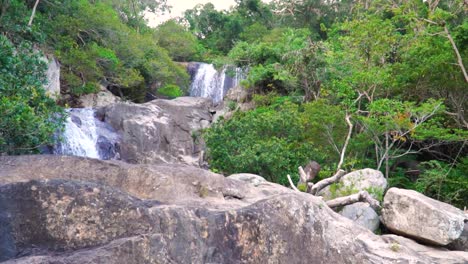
381,188,466,246
318,168,387,200
0,156,467,264
339,202,380,232
101,97,213,166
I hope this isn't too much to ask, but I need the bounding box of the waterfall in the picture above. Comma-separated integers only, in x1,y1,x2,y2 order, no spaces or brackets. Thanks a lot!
54,108,120,160
189,63,246,103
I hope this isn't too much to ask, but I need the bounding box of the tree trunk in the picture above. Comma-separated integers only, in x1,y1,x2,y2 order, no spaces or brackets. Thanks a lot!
28,0,40,27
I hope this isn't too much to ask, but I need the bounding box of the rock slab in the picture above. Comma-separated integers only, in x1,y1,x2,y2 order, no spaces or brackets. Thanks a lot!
381,187,466,246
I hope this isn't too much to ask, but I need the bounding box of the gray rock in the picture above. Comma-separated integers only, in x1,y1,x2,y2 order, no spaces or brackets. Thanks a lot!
44,56,60,99
102,97,213,166
0,180,154,261
227,173,266,186
318,168,387,200
79,85,121,108
448,221,468,251
225,85,249,103
0,156,467,263
381,188,466,246
339,202,380,232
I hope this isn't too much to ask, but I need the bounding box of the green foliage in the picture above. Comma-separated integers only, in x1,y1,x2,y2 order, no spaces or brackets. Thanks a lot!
157,85,183,98
0,36,65,154
0,0,190,102
154,20,198,61
414,159,468,209
205,98,357,184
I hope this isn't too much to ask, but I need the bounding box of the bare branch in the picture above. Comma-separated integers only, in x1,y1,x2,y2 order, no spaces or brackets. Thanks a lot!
298,166,308,184
336,113,353,171
287,174,300,192
326,191,381,211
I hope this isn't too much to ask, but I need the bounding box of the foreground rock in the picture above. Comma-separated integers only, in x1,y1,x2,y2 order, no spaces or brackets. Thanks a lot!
381,188,466,246
339,202,380,232
448,222,468,251
1,155,467,263
318,168,387,200
101,97,213,166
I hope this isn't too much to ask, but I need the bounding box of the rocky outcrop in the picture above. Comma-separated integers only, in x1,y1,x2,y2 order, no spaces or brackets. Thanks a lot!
101,97,213,166
43,56,60,99
339,202,380,232
79,85,121,108
318,168,387,200
381,188,466,246
1,155,467,263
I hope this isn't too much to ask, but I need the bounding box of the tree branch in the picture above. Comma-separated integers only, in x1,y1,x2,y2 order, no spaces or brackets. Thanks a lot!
310,169,346,195
326,191,380,211
336,113,353,171
287,174,300,192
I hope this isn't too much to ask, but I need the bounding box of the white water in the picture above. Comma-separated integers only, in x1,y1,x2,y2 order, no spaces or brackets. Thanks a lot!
54,108,119,159
190,63,246,103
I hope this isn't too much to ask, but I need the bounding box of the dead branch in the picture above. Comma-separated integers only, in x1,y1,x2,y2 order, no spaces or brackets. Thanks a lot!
310,169,346,195
326,191,380,211
336,113,353,171
287,174,300,192
298,166,308,184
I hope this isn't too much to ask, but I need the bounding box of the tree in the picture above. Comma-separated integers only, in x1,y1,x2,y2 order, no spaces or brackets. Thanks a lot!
359,99,445,178
154,20,198,61
0,36,65,154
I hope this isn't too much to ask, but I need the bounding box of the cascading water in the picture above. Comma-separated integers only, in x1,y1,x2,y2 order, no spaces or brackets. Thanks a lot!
189,63,246,103
54,108,120,160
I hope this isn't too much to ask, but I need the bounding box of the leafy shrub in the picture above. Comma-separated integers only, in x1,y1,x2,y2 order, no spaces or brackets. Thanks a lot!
0,36,65,154
157,85,183,98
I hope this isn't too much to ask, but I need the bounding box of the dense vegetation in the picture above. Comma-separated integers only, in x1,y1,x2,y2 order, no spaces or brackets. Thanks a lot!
0,0,466,207
189,0,467,208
